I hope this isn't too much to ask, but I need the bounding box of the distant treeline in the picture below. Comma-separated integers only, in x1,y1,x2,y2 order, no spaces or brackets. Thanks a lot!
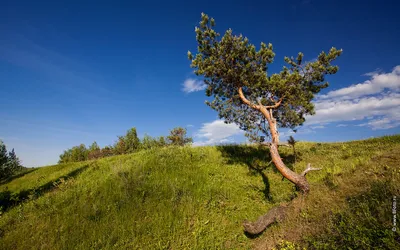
58,127,193,163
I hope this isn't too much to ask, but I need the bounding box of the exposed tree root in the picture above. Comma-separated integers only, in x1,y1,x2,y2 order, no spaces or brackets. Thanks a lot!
244,163,322,235
243,205,288,235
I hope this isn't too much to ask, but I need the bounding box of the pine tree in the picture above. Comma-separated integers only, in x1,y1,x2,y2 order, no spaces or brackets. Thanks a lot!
0,140,8,166
0,141,22,180
7,148,21,173
167,127,193,146
188,13,341,194
188,13,341,234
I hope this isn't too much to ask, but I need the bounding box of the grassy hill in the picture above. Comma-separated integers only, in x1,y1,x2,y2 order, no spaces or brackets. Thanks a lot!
0,135,399,249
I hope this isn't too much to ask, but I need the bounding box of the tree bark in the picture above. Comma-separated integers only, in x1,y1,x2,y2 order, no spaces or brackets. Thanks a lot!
259,105,311,193
269,143,310,193
237,89,323,234
237,88,312,193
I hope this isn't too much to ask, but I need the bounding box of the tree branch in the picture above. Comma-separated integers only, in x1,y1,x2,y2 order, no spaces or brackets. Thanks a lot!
238,87,260,110
265,96,284,109
301,163,322,176
260,95,284,109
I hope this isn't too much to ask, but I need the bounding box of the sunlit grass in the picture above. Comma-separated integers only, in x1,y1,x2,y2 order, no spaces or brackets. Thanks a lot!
0,135,399,249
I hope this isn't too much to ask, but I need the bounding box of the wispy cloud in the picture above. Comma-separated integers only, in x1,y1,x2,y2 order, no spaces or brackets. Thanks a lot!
356,117,399,130
193,119,243,146
310,125,325,129
182,78,206,93
306,65,400,130
0,35,111,98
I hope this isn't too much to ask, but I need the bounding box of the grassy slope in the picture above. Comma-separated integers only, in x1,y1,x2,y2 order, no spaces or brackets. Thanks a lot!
0,135,399,249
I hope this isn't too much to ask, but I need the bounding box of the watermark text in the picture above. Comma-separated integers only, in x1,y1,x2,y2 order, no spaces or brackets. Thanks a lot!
393,196,397,232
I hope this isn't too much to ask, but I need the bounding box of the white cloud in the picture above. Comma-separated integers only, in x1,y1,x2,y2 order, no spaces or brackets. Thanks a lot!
305,66,400,130
319,66,400,100
182,78,206,93
336,124,348,127
310,125,325,129
356,117,400,130
193,120,243,146
187,124,194,127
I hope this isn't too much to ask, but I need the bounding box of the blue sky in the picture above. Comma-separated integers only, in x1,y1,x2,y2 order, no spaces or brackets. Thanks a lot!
1,0,399,167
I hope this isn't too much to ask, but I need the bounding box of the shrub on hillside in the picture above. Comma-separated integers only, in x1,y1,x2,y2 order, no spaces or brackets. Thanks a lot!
58,144,88,163
167,127,193,146
58,126,191,163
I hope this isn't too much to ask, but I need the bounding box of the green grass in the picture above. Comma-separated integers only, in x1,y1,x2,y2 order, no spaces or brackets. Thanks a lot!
0,161,89,194
0,135,399,249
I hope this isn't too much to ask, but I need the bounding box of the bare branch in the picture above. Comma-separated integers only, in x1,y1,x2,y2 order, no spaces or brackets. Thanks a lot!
265,97,284,109
301,163,322,176
238,87,261,110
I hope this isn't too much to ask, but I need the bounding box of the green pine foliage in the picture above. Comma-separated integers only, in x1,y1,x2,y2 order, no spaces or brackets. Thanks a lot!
188,13,342,141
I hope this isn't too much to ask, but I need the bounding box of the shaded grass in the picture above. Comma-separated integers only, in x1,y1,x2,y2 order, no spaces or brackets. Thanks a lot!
0,164,89,212
0,161,89,195
0,135,399,249
0,168,38,186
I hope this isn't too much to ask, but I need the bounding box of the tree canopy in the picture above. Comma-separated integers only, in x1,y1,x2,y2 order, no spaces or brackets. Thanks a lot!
188,13,342,142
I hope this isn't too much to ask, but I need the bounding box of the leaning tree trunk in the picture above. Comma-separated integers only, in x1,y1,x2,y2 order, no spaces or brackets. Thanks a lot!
237,88,321,234
261,106,314,193
269,143,310,193
243,107,321,235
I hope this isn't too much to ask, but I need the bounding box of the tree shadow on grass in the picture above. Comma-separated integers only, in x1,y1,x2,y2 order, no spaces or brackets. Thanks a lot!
0,164,89,212
216,145,299,201
0,168,39,185
216,145,298,200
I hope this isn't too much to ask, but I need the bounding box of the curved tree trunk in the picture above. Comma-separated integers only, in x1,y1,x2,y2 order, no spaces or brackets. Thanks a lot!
269,143,310,193
243,107,323,234
237,88,321,234
260,106,311,193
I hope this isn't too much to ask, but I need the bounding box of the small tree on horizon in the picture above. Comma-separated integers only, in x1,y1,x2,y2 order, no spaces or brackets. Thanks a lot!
141,134,158,149
124,127,141,153
89,141,100,152
88,141,102,160
158,136,167,147
114,127,141,155
167,127,193,146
